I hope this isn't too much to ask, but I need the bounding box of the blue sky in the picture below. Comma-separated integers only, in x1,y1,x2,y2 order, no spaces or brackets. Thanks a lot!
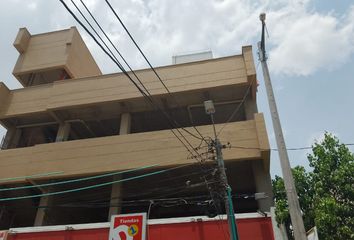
258,49,354,176
0,0,353,177
311,0,353,14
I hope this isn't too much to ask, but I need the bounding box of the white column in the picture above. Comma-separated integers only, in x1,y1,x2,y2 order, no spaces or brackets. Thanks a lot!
108,113,131,220
55,122,71,142
1,127,21,149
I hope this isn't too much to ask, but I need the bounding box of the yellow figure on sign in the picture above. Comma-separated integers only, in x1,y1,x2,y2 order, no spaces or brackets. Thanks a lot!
128,224,139,237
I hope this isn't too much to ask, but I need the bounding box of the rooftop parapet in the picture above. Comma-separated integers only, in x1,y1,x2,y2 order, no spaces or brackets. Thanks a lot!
12,27,101,87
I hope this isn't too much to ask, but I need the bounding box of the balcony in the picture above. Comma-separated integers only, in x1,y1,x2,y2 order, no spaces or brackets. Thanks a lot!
0,113,269,185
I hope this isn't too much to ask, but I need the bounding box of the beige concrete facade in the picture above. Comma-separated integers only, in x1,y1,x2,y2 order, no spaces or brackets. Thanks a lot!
12,27,101,87
0,27,272,228
0,115,269,184
0,48,256,126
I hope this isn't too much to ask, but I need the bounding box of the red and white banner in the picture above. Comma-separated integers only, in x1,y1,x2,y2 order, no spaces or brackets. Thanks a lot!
109,213,146,240
4,212,274,240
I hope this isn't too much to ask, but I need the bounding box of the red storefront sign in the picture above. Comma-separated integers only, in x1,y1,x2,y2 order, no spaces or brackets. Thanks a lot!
5,213,274,240
0,231,8,240
109,213,146,240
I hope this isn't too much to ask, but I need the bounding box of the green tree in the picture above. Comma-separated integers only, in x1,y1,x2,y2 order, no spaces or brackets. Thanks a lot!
308,133,354,239
272,166,314,238
272,133,354,240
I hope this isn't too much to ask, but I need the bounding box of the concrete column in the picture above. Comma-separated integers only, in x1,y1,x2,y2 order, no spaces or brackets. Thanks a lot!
1,127,21,149
244,95,258,120
55,122,71,142
252,160,273,212
108,113,131,220
34,122,71,226
34,196,51,226
119,113,131,135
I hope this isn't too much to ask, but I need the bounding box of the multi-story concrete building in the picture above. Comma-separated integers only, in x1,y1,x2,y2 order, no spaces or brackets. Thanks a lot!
0,27,274,239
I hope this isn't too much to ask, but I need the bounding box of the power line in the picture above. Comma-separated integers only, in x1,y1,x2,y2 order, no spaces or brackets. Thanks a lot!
59,0,206,166
67,0,216,202
0,149,214,208
216,57,263,139
41,166,217,204
77,0,205,143
0,163,194,202
229,143,354,151
69,0,204,151
8,192,257,210
216,79,256,137
77,0,203,142
1,140,351,189
70,0,121,67
71,0,154,102
74,9,202,160
104,0,170,95
58,1,150,103
0,171,63,183
58,2,236,223
0,143,328,201
102,0,206,142
55,182,217,210
47,183,207,208
59,3,216,212
77,0,158,96
0,147,213,194
0,164,157,192
0,146,191,171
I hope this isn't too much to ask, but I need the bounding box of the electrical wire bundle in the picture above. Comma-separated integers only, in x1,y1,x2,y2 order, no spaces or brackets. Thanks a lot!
57,0,229,223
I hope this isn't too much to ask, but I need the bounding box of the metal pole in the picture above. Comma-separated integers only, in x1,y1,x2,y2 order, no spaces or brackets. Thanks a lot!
215,138,239,240
258,13,307,240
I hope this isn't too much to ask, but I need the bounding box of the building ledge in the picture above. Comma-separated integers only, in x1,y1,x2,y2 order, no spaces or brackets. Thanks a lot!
0,50,257,128
0,114,269,185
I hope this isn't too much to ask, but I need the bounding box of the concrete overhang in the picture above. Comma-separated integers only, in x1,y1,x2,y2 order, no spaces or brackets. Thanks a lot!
0,113,269,185
1,49,257,128
12,27,101,87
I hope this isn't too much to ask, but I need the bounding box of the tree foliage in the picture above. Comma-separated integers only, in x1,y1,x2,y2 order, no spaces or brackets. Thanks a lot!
272,166,315,238
272,133,354,239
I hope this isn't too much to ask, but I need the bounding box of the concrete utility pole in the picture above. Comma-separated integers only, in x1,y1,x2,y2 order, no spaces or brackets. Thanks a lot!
204,100,239,240
258,13,307,240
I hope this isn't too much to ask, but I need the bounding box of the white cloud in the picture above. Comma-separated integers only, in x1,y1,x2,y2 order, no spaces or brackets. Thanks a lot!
268,4,354,76
27,1,38,11
61,0,354,77
1,0,354,77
